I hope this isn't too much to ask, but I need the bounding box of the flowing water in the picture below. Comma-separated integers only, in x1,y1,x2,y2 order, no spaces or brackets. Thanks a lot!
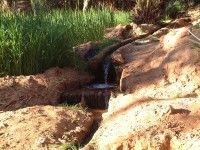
85,57,116,90
103,58,111,84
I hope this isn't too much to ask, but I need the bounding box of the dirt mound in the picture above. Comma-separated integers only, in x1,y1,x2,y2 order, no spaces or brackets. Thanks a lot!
0,67,93,111
0,105,93,150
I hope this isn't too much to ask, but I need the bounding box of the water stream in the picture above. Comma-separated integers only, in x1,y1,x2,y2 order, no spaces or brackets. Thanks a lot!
78,58,117,147
103,58,111,84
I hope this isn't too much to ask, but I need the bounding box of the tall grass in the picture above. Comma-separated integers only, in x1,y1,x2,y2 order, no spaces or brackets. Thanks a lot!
0,9,130,76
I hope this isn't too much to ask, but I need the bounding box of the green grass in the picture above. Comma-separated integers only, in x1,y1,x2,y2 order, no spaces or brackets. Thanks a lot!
190,17,200,50
0,9,130,76
60,142,79,150
114,11,131,25
60,104,87,113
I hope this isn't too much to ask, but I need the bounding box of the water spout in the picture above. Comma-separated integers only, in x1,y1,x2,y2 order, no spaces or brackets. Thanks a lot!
103,58,111,84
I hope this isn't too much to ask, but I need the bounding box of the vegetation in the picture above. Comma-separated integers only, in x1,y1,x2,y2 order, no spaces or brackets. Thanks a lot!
133,0,200,24
0,9,130,76
133,0,169,24
60,142,79,150
192,16,200,48
0,0,199,77
165,0,185,19
97,38,119,50
61,104,87,113
1,0,136,11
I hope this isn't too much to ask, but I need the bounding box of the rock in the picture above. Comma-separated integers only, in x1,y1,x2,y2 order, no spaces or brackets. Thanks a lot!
187,5,200,22
73,41,100,60
0,105,93,150
35,136,47,147
104,24,134,40
82,97,200,150
88,38,133,70
0,67,94,111
114,27,200,100
138,24,161,34
104,23,161,41
111,50,124,66
112,41,160,85
153,27,170,38
192,18,200,26
167,17,192,28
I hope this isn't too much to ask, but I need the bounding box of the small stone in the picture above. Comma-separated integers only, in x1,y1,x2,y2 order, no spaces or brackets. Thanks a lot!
35,136,47,147
0,123,8,129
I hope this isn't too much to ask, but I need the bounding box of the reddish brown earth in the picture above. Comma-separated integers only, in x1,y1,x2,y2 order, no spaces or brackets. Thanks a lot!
0,67,94,149
114,27,200,100
0,105,93,150
0,67,93,111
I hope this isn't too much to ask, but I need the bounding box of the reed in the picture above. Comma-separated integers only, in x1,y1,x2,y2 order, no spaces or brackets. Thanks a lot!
0,9,130,76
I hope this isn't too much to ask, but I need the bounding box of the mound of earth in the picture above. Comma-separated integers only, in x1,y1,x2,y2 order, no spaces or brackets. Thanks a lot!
0,105,93,150
0,67,93,111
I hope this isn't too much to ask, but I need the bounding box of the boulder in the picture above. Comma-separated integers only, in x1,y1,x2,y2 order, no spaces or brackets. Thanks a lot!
73,41,100,60
138,23,161,34
187,5,200,22
104,23,161,41
0,67,94,111
112,27,200,100
83,97,200,150
104,24,133,40
0,105,93,150
167,17,192,28
152,27,170,38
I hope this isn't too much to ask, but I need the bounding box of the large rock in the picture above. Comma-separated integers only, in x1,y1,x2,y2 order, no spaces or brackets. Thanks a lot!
104,24,133,40
112,27,200,99
73,41,100,60
104,23,161,40
81,27,200,150
152,27,170,38
167,17,192,28
0,67,93,111
0,105,93,150
83,97,200,150
137,23,160,34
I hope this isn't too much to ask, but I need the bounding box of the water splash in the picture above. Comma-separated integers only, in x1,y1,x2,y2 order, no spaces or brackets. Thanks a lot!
103,58,111,84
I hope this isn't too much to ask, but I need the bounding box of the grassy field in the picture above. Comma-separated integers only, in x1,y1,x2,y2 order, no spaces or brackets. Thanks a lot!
0,9,130,76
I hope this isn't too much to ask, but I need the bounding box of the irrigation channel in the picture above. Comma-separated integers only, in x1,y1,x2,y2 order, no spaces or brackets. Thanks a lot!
60,57,118,146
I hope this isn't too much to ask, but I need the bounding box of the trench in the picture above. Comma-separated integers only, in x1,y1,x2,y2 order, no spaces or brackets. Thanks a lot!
60,57,119,147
